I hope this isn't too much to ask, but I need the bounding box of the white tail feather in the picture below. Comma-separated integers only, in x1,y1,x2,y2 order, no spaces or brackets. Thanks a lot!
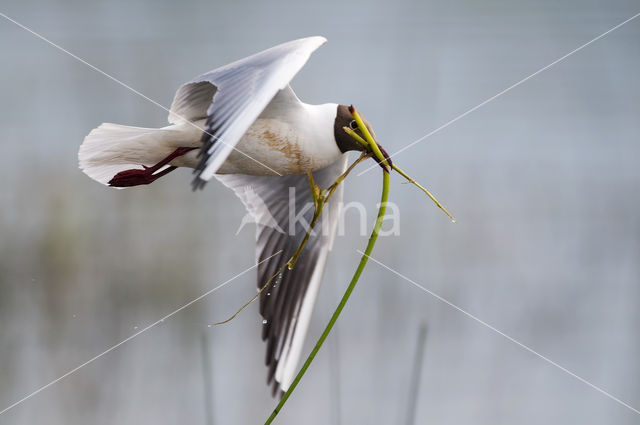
78,122,202,187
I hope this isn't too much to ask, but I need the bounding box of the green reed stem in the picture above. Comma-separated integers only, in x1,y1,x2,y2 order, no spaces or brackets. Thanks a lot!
264,167,390,425
264,106,393,424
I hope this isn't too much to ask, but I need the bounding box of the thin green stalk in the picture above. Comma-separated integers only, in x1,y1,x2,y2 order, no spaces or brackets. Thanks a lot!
342,126,455,222
349,105,389,169
287,201,323,270
391,164,456,223
212,262,288,325
288,153,368,270
213,154,370,325
265,106,389,424
264,167,390,425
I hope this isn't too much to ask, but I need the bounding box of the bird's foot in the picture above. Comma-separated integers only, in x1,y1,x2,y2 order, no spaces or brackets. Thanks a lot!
108,147,196,187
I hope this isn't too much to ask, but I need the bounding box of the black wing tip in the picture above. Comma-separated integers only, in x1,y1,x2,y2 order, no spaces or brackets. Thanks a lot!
271,380,284,398
264,346,285,399
191,176,207,191
190,120,217,192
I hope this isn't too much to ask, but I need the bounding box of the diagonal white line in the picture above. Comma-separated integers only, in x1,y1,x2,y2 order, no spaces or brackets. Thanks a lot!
0,11,283,177
0,250,283,416
357,11,640,176
358,249,640,416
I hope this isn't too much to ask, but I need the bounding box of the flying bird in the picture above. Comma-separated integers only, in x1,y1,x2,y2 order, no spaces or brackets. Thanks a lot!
78,36,383,395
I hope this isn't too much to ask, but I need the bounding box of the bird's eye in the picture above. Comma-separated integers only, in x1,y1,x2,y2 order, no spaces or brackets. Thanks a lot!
349,120,358,130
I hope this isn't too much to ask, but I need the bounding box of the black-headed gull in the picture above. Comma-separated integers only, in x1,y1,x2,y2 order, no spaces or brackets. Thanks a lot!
78,36,383,395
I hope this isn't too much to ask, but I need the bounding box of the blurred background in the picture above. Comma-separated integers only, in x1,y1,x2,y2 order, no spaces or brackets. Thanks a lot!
1,0,639,424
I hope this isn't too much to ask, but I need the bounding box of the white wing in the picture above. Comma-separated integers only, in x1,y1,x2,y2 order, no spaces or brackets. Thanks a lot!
167,36,327,188
216,154,348,395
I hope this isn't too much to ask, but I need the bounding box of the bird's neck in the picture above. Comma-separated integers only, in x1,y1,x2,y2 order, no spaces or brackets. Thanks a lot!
296,102,343,165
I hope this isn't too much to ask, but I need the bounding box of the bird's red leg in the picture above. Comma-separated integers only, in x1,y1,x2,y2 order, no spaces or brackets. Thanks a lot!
108,147,197,187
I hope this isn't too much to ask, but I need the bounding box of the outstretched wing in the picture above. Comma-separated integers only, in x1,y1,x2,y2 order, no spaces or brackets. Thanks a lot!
167,36,327,188
215,154,348,395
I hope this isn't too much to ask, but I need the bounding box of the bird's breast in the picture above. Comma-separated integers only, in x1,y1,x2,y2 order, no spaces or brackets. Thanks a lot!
216,118,340,176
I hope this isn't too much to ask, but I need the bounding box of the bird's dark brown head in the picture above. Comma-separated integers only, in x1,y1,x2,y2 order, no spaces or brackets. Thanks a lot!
333,104,393,171
333,104,376,153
